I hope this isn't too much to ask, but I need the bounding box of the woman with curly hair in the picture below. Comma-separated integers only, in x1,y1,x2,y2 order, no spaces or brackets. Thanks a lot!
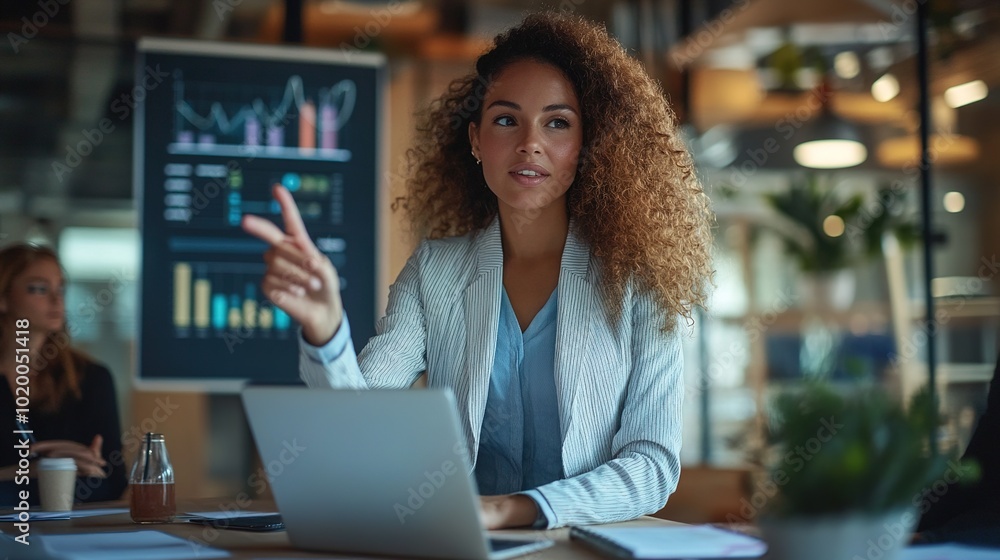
0,244,128,505
244,12,712,530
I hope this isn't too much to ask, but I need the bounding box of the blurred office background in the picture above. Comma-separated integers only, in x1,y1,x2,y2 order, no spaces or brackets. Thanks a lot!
1,0,997,522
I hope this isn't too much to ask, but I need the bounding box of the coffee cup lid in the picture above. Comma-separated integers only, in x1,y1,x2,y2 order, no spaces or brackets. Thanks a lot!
39,458,77,470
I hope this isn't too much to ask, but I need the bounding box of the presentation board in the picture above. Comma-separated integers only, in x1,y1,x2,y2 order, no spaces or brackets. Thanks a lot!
135,38,384,387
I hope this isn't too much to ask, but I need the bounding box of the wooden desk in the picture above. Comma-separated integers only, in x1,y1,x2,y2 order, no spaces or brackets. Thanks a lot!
2,498,683,559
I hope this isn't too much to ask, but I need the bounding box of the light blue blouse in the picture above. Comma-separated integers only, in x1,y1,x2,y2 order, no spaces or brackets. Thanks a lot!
475,287,562,526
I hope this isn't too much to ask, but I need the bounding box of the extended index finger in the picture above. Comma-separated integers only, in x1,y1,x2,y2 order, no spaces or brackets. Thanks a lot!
273,184,311,246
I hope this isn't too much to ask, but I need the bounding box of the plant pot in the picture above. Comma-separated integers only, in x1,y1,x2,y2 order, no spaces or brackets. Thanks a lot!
796,270,856,312
758,509,917,560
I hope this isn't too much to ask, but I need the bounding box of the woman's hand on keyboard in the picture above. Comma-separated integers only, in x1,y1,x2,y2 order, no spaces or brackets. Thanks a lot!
479,494,540,530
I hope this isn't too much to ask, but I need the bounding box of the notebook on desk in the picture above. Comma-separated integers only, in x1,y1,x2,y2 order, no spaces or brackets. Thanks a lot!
570,524,767,559
242,387,554,560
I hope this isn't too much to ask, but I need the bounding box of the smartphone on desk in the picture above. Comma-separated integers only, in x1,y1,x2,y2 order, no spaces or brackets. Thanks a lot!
186,513,285,532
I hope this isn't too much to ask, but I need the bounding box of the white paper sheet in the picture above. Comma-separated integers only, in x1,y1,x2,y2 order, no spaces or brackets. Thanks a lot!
39,530,229,559
0,508,128,522
573,525,767,558
900,544,1000,560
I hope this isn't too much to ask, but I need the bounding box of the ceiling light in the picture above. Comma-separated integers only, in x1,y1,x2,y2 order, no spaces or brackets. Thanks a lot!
834,52,860,79
943,191,965,213
795,69,821,90
793,85,869,169
944,80,988,108
823,215,845,237
795,140,867,169
872,74,899,102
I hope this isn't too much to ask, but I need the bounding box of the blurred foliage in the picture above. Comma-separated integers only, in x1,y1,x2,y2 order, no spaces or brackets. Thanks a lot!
767,38,825,91
764,381,978,517
763,175,920,273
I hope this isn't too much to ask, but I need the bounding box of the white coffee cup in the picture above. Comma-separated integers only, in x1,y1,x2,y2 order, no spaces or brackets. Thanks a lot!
38,458,77,512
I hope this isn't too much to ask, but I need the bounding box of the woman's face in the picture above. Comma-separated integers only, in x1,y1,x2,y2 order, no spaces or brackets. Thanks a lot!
2,258,65,335
469,59,583,219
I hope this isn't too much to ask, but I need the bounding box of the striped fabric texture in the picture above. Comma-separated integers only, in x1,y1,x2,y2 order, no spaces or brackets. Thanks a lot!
299,217,684,529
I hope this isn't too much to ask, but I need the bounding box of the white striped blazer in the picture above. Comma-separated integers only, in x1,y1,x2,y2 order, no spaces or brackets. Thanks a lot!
300,217,684,528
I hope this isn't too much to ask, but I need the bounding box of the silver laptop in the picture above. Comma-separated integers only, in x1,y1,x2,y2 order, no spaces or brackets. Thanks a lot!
241,387,554,560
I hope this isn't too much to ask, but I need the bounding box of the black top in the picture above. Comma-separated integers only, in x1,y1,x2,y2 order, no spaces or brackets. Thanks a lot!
918,353,1000,545
0,360,128,506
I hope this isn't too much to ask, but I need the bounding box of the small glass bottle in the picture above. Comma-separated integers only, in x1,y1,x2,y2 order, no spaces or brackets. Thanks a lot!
129,433,176,523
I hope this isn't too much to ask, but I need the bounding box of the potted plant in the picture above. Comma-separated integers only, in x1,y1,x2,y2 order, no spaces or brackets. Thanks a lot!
761,175,920,309
760,175,921,377
763,174,920,276
756,382,976,560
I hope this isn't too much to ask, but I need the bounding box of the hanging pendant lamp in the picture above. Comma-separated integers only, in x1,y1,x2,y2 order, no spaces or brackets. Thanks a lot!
793,82,868,169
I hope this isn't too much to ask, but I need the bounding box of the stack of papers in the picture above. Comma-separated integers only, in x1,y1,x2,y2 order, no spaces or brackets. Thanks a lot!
0,508,127,522
571,525,766,558
0,530,230,559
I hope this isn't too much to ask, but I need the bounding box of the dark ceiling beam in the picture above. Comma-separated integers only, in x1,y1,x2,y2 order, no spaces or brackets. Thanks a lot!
283,0,303,43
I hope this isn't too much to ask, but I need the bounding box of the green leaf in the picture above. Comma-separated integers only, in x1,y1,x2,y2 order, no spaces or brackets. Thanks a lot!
763,381,955,516
754,176,920,273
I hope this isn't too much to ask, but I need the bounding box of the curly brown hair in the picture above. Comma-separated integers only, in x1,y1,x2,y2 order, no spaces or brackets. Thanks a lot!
395,11,713,330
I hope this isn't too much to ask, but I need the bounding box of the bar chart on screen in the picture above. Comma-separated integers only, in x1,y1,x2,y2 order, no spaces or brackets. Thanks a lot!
171,262,291,339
